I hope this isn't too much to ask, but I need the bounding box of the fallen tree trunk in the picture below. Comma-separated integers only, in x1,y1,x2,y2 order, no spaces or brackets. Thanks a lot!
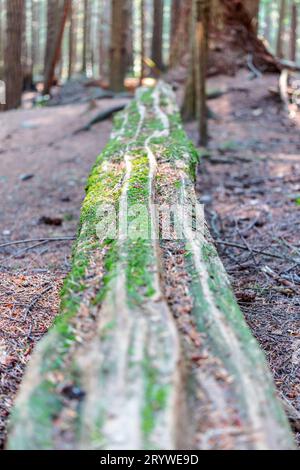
7,83,295,450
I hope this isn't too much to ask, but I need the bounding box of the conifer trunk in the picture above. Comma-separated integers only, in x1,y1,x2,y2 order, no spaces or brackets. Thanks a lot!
169,0,192,68
43,0,71,95
276,0,286,59
290,2,297,62
151,0,164,70
195,0,210,146
68,1,77,79
1,0,24,110
140,0,145,84
109,0,130,92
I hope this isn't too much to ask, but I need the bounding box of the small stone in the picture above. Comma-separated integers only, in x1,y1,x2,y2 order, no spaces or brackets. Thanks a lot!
200,194,212,204
39,216,63,226
21,121,39,129
252,108,263,117
2,230,11,236
19,173,35,181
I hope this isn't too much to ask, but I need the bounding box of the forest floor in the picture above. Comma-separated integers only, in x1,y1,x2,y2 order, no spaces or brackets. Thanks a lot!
0,70,299,448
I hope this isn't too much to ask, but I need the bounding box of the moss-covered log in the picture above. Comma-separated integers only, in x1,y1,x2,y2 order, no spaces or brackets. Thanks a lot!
7,82,295,450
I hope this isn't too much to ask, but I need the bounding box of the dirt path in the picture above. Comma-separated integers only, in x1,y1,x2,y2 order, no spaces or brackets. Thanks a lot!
0,98,128,448
186,70,300,444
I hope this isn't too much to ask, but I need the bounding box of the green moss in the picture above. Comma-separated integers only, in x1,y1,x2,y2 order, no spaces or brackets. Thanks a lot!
140,89,154,106
141,355,169,443
201,243,218,262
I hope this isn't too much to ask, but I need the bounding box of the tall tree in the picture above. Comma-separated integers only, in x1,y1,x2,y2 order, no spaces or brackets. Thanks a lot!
31,0,40,76
195,0,210,146
82,0,91,74
126,0,134,73
276,0,286,58
169,0,192,68
99,0,110,80
109,0,131,91
68,1,77,78
1,0,24,110
181,0,196,120
290,2,297,62
44,0,59,80
43,0,71,95
140,0,145,84
151,0,164,70
169,0,181,66
0,0,5,71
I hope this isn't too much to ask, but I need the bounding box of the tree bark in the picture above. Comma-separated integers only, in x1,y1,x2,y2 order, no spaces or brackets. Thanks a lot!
140,0,145,85
243,0,259,33
169,0,192,68
99,0,110,80
109,0,130,91
276,0,286,59
151,0,164,70
195,0,210,146
169,0,180,66
218,0,280,73
290,2,297,62
82,0,91,74
43,0,71,95
44,0,59,80
126,0,134,72
31,0,40,76
181,0,196,121
68,1,77,79
1,0,24,110
0,0,4,72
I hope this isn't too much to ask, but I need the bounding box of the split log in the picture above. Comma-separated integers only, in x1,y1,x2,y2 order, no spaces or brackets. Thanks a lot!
7,83,295,450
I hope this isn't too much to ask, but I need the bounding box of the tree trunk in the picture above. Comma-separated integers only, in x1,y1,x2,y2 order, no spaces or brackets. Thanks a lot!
276,0,286,59
264,1,271,45
126,0,134,73
243,0,259,33
99,0,110,80
170,0,181,66
43,0,71,95
0,0,4,71
195,0,210,146
22,0,35,91
31,0,40,77
140,0,145,84
181,0,196,121
44,0,59,80
109,0,130,92
218,0,280,73
151,0,164,70
169,0,192,68
290,2,297,62
68,1,77,79
1,0,24,110
82,0,91,74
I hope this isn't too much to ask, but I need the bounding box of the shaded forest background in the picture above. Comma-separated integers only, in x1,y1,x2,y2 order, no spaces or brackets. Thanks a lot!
0,0,300,112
